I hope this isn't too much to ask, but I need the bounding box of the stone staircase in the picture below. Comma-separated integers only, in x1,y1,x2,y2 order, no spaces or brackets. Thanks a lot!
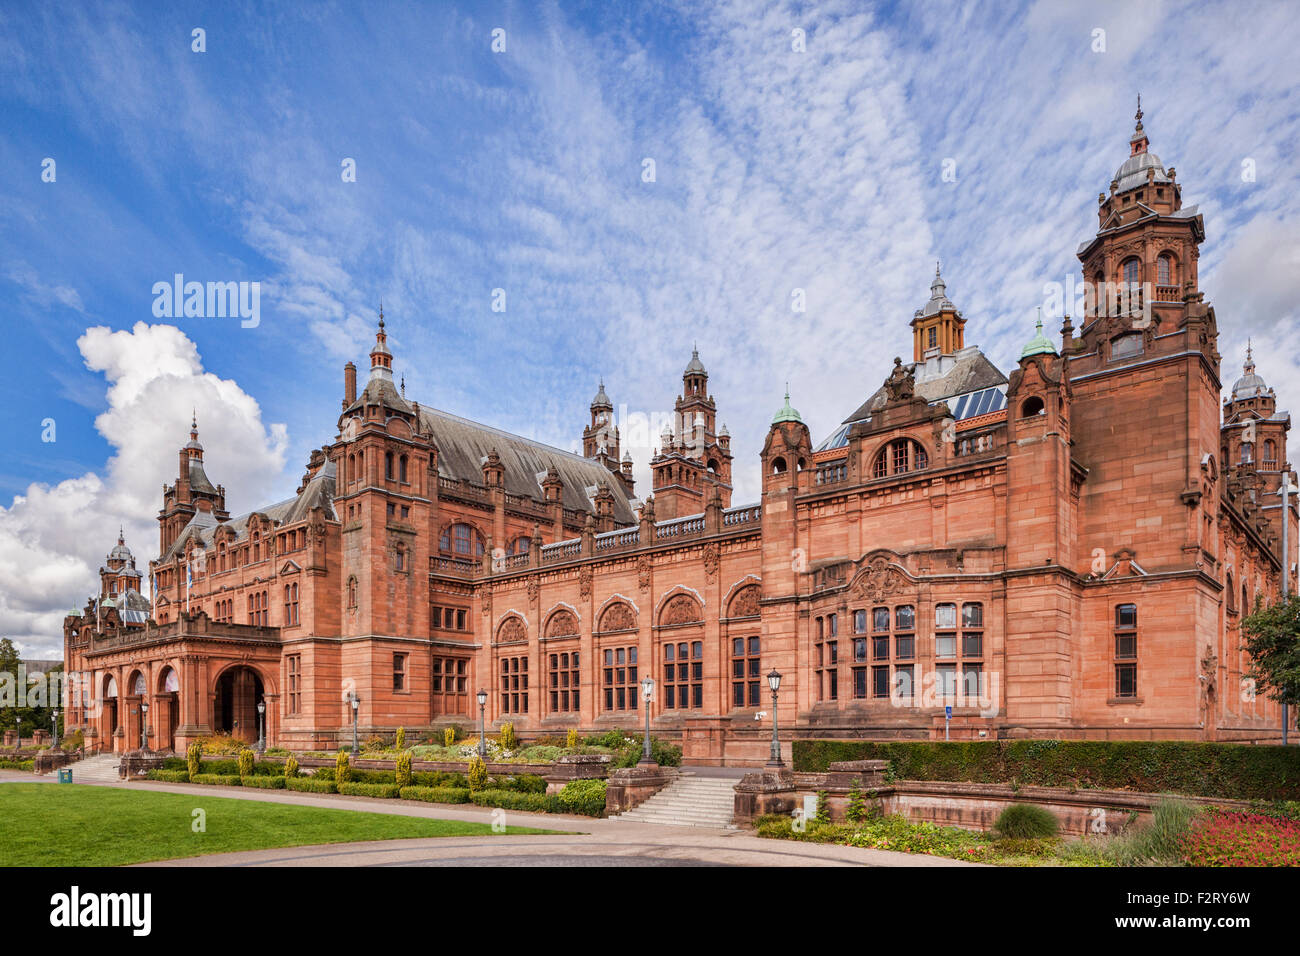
64,754,124,784
615,774,737,829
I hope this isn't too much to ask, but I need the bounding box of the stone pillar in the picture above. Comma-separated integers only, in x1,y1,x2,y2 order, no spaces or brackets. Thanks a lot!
605,763,674,814
732,767,798,826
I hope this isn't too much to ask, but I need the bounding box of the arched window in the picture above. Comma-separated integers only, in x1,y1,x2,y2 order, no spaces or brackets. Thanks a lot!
771,456,787,475
506,536,531,555
347,576,358,609
872,439,928,478
1157,254,1172,286
1226,572,1236,613
395,545,406,572
399,454,408,483
385,451,394,481
1020,396,1045,417
441,523,485,558
1241,441,1253,464
1122,258,1140,286
1263,440,1276,467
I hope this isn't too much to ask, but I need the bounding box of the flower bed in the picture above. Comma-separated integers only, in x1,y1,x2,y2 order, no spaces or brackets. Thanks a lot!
1181,810,1300,866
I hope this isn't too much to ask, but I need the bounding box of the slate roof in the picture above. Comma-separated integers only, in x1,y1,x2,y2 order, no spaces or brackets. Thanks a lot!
161,461,337,562
417,406,636,525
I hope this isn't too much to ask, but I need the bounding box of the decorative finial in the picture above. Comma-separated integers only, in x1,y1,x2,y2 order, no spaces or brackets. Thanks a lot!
400,374,405,396
1245,338,1255,373
378,299,385,330
935,260,941,277
1036,306,1043,332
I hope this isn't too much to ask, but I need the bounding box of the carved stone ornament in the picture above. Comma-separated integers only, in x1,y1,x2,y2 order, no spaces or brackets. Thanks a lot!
527,577,539,605
498,616,526,644
884,358,915,402
852,557,906,603
703,544,719,578
660,594,703,626
578,566,593,600
637,556,652,591
728,584,760,618
599,602,636,632
547,609,579,639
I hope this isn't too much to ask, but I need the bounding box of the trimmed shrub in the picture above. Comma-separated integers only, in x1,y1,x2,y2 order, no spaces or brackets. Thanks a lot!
468,754,487,792
470,789,563,813
566,728,579,749
145,769,191,783
345,768,397,785
241,775,287,790
237,748,255,779
335,750,351,786
396,752,413,790
412,770,469,789
312,766,335,782
400,785,472,804
498,722,518,752
557,779,607,817
361,734,387,753
443,726,456,747
0,760,34,771
186,741,202,781
993,803,1059,839
284,755,299,779
191,773,242,786
337,781,401,799
286,776,337,793
791,739,1300,801
395,726,406,750
815,791,831,825
498,773,547,794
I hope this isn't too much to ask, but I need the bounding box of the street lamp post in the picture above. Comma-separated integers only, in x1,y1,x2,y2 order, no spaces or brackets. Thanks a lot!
476,689,488,758
15,716,20,749
639,676,655,765
256,699,266,754
52,708,60,749
1277,476,1299,744
766,669,784,768
349,692,360,754
139,700,149,751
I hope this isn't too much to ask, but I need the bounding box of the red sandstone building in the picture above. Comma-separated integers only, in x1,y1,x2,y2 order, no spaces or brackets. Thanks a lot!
64,111,1298,763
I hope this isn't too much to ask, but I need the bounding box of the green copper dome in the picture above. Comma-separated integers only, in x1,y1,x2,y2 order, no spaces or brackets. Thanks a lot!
1020,318,1057,360
772,387,802,424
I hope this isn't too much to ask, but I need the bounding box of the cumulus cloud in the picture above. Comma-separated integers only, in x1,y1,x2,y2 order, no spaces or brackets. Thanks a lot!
0,323,288,658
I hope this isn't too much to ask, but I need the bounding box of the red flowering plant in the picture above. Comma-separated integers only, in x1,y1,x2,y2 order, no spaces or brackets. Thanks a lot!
1181,810,1300,866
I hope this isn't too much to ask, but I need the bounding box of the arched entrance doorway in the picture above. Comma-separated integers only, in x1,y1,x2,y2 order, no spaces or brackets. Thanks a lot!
127,671,147,750
157,667,180,752
101,674,118,753
214,666,264,744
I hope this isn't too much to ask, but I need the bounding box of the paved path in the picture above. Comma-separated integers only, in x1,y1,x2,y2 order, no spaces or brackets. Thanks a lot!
0,768,978,868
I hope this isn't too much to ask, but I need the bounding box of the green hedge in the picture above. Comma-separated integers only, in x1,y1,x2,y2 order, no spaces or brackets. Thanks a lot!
286,777,337,794
0,760,34,772
791,739,1300,801
399,786,472,804
145,769,191,783
191,773,242,787
241,776,287,790
202,759,283,777
411,770,468,789
556,779,607,816
469,789,564,813
337,782,401,799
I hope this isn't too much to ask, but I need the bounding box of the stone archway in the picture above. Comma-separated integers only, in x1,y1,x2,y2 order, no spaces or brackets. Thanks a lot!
214,666,265,745
101,674,119,754
156,667,180,752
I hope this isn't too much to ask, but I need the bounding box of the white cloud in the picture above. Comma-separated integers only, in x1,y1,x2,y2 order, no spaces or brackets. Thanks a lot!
0,322,288,658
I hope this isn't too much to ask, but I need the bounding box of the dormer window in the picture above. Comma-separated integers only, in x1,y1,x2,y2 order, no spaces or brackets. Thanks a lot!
872,439,928,478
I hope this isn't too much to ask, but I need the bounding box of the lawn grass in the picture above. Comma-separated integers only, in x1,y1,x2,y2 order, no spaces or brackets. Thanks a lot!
0,784,554,866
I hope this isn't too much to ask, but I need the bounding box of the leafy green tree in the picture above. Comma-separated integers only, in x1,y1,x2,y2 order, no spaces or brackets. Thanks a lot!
1241,592,1300,713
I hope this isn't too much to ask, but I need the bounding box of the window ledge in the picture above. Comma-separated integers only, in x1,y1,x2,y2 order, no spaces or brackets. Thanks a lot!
1107,696,1144,706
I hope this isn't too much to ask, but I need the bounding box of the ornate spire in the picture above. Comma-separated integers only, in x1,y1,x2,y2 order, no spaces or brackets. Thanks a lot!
1134,93,1143,133
1244,338,1255,375
1129,93,1149,155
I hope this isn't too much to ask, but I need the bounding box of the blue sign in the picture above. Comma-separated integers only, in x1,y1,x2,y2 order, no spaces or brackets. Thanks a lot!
945,705,952,719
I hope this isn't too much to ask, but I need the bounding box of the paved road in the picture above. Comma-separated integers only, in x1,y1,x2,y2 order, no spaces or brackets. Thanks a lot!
0,768,978,868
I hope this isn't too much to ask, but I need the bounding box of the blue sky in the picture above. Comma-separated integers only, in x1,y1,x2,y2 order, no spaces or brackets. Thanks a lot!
2,0,1298,656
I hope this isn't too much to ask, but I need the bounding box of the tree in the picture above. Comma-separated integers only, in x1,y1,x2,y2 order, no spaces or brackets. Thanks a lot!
1240,592,1300,711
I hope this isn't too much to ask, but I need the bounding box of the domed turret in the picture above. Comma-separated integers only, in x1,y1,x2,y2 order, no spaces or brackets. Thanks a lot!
1020,314,1058,360
1231,342,1273,401
772,386,803,424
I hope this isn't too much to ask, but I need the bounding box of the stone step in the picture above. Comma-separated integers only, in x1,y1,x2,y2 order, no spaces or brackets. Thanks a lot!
614,776,736,827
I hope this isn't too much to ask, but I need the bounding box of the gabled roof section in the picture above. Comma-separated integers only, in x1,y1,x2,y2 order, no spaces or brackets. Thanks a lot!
418,406,637,525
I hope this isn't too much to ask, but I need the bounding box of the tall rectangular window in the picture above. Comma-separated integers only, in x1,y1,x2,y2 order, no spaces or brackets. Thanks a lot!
287,655,301,714
603,646,638,711
393,653,407,692
1114,604,1138,698
549,651,580,713
665,641,703,709
731,636,760,708
501,656,529,714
